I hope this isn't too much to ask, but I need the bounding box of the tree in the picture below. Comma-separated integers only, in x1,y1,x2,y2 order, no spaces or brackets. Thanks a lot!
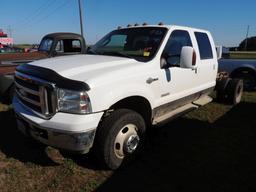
238,36,256,51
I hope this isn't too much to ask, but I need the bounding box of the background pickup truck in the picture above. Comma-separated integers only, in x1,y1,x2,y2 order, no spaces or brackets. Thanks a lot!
218,47,256,90
0,33,87,102
13,24,243,170
0,32,87,75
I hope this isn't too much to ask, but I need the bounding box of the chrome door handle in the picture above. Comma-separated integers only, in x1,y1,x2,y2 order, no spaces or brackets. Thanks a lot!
146,77,159,84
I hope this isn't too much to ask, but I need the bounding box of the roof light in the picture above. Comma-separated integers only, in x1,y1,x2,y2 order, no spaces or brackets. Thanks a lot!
158,22,164,26
142,22,148,26
127,24,132,27
134,23,139,26
117,26,122,29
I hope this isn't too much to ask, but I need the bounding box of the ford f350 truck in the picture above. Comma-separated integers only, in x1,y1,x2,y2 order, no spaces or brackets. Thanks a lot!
12,24,243,169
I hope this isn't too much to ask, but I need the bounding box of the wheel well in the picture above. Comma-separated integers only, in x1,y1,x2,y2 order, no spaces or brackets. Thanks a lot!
231,67,256,79
108,96,152,126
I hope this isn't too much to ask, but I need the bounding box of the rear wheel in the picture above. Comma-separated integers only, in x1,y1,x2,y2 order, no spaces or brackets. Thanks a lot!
233,71,256,91
226,79,243,105
94,109,146,170
216,78,231,103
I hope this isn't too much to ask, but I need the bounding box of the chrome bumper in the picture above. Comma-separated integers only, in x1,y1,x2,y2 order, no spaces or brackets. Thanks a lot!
16,113,96,154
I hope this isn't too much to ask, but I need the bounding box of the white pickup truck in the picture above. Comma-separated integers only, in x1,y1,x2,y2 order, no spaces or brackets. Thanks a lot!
13,24,243,169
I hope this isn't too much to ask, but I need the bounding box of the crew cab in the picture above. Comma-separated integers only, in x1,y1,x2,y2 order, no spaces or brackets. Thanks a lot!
13,24,243,169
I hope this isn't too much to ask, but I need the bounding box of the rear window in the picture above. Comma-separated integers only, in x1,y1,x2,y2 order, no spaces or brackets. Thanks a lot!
195,32,213,60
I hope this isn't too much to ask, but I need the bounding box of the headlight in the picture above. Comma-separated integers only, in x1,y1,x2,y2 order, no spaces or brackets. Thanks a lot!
57,88,92,114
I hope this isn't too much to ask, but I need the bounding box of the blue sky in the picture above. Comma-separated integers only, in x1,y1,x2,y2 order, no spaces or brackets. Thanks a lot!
1,0,256,46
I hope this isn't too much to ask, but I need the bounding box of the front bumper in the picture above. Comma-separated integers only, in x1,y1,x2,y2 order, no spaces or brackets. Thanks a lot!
13,96,103,153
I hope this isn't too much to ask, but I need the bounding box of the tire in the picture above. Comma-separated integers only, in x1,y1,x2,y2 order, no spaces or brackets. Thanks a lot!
226,79,243,105
233,70,256,91
216,78,231,103
94,109,146,170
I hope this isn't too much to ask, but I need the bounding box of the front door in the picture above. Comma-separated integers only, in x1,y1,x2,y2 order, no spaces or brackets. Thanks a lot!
158,30,200,110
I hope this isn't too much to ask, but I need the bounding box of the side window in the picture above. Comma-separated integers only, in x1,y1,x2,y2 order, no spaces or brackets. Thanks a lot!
195,32,213,60
72,40,81,48
71,40,81,52
57,39,82,54
55,40,64,53
39,38,53,51
163,30,192,66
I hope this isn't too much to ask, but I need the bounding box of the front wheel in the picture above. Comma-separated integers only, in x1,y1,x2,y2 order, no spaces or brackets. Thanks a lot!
94,109,146,170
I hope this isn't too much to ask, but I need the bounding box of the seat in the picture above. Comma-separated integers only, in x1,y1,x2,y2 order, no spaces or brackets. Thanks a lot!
167,40,183,55
134,40,146,50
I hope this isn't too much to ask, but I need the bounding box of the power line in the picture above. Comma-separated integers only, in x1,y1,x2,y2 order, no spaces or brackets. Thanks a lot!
17,0,53,26
32,0,71,25
15,0,57,30
16,0,71,31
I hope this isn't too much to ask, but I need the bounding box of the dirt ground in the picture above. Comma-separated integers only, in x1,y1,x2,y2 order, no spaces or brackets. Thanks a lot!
0,92,256,192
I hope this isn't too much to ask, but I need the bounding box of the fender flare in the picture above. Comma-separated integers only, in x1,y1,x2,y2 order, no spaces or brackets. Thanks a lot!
230,66,256,79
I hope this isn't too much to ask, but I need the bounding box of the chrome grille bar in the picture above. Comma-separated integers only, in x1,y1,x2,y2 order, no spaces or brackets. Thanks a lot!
14,71,56,119
15,82,40,96
16,90,41,107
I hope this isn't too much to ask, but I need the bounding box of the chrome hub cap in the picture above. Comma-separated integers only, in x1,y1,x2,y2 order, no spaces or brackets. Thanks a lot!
125,134,140,154
114,124,139,159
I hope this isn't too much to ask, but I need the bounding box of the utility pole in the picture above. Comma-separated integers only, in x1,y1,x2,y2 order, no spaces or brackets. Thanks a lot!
244,25,250,51
78,0,84,37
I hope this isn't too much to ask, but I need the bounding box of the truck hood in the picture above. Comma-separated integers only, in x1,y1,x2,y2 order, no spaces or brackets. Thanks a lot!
29,54,139,81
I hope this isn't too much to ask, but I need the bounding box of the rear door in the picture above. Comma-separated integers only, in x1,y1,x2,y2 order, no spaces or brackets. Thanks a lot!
193,31,217,91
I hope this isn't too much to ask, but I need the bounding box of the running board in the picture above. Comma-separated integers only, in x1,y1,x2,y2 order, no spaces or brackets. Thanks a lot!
153,103,198,125
152,95,213,125
192,95,213,106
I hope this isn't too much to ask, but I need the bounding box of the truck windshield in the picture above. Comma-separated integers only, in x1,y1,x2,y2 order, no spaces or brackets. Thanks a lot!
39,38,53,52
88,27,168,62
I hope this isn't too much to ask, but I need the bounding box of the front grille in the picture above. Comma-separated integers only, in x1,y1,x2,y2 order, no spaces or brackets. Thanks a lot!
15,71,56,119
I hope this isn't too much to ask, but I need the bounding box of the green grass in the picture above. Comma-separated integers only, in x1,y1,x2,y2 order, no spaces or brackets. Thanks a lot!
0,92,256,191
0,103,12,112
14,44,34,49
229,51,256,59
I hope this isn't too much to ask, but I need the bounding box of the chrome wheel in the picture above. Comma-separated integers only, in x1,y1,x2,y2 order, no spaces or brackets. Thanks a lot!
114,124,140,159
235,84,243,103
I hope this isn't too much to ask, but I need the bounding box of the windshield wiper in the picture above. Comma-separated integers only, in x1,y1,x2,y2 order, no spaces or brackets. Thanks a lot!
87,49,98,55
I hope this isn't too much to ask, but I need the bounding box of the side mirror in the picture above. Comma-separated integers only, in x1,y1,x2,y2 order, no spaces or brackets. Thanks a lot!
180,46,197,70
216,46,223,60
86,46,91,52
160,57,168,69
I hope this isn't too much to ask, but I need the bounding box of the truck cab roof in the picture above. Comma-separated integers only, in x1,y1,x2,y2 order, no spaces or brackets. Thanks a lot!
42,32,85,41
118,24,210,34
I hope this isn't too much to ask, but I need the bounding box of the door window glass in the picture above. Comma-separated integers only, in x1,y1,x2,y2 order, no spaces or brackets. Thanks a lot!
163,30,192,66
